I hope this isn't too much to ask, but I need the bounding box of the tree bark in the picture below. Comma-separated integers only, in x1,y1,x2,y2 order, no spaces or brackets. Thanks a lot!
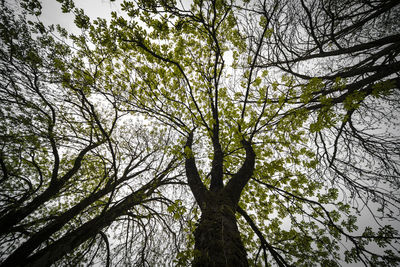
185,132,255,266
193,192,248,267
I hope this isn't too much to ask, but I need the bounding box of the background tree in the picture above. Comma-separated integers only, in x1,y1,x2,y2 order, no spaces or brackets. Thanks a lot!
0,3,187,266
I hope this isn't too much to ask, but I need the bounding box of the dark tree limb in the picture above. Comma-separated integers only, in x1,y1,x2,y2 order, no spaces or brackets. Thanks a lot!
237,206,291,267
184,130,207,209
225,139,255,205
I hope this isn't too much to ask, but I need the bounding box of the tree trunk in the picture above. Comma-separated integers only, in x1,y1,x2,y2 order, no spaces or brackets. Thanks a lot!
184,132,255,266
192,192,248,267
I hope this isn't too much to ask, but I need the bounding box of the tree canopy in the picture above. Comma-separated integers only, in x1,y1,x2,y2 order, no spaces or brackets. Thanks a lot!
1,0,400,266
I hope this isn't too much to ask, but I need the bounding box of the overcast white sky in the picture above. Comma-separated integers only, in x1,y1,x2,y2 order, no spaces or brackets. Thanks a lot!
40,0,121,32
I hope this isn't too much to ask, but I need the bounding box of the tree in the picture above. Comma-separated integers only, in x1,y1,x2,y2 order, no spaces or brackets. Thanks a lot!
1,0,400,266
106,0,400,266
0,3,186,266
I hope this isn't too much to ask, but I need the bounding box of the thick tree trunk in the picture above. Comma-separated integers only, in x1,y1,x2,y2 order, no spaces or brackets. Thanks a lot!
192,193,248,267
184,132,255,267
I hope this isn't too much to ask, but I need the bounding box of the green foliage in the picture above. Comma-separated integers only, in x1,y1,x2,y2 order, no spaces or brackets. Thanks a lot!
56,0,75,13
300,77,324,103
20,0,42,15
74,8,90,29
103,1,400,265
2,0,399,266
167,199,187,220
372,79,396,98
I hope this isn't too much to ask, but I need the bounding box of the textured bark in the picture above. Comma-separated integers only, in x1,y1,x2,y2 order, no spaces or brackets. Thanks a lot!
184,131,207,209
184,131,255,266
193,192,248,267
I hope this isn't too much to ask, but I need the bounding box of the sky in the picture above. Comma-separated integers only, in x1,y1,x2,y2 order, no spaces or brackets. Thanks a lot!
40,0,121,32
